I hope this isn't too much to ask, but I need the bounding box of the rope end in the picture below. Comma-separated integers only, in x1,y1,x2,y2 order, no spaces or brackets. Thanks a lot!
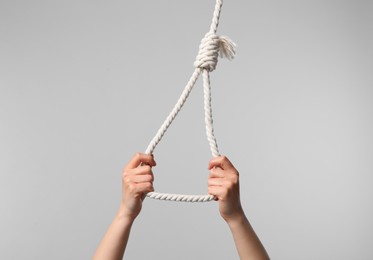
218,35,236,60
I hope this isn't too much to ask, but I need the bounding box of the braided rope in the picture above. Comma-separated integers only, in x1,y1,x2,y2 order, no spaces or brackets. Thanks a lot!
144,0,236,202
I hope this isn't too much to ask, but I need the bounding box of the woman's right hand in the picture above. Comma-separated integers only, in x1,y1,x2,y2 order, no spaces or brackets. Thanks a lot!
207,155,244,223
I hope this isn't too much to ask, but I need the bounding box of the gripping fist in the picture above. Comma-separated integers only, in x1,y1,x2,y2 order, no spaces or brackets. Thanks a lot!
120,153,156,220
207,156,244,222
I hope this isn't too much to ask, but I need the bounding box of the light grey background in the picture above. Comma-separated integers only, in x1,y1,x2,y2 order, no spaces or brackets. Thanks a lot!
1,0,372,259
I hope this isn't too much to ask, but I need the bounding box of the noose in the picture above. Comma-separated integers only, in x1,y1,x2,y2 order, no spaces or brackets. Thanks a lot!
142,0,236,202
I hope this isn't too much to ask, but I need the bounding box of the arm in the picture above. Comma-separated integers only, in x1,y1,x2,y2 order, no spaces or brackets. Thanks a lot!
208,156,270,260
93,153,156,260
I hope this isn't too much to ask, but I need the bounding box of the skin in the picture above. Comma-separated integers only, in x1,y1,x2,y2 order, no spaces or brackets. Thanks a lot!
208,156,270,260
93,153,269,260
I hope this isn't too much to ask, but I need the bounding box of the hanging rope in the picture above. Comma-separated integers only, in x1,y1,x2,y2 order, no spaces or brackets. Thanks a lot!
143,0,236,202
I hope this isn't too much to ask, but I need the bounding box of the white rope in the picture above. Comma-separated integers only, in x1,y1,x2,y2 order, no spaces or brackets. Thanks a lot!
144,0,236,202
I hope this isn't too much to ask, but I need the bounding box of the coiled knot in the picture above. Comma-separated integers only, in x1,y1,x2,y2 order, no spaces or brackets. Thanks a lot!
194,32,236,72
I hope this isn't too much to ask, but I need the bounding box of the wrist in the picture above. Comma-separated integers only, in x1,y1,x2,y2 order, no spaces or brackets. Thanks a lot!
224,208,246,227
116,206,137,224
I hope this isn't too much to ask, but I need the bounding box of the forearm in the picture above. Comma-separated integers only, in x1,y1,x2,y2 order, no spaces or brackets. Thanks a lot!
227,212,269,260
93,208,135,260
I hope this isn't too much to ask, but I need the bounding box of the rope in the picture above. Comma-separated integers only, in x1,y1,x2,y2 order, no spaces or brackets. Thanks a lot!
143,0,236,202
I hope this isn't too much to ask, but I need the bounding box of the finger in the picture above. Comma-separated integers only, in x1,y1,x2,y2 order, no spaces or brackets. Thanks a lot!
208,155,234,170
209,167,225,178
207,186,225,199
130,174,154,183
125,152,156,170
129,165,154,176
209,178,232,188
134,182,154,194
208,178,224,187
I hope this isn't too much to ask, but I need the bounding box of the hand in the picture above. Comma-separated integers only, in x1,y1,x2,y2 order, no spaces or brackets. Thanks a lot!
207,156,244,223
119,152,156,221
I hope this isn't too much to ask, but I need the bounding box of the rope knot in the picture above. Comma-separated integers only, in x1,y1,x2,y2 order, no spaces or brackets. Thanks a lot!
194,32,236,72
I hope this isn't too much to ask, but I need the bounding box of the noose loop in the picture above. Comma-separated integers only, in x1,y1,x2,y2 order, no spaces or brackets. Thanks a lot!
143,0,236,202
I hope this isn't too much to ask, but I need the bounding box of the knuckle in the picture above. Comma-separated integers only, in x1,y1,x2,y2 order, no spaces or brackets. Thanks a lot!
123,164,132,173
122,171,129,180
122,176,131,184
226,181,234,190
128,184,136,193
122,168,131,176
231,175,238,185
134,152,142,158
145,183,153,191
